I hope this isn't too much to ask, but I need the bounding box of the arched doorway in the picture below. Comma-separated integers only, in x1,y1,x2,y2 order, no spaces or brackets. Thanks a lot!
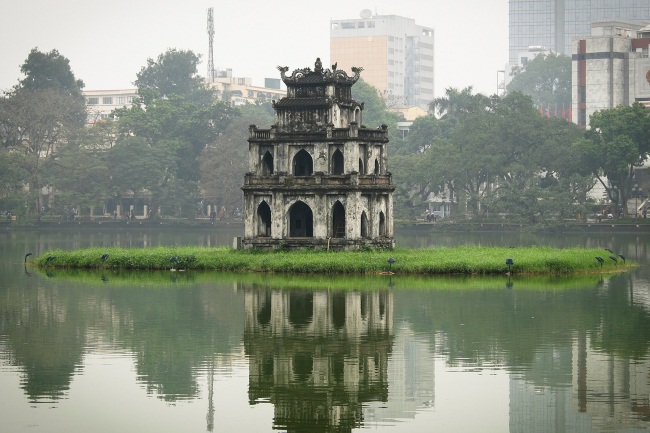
289,201,313,237
292,149,313,176
261,151,274,175
331,149,344,175
257,201,271,237
360,211,369,238
379,211,386,236
332,201,345,238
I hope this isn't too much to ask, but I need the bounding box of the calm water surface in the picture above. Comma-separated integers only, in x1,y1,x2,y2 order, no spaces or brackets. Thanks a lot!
1,226,649,433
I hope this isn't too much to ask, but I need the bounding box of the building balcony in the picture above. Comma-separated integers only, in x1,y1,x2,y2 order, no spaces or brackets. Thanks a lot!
248,125,389,142
243,173,393,188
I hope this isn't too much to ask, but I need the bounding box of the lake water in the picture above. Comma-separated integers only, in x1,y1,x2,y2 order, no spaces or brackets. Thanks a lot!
1,226,649,433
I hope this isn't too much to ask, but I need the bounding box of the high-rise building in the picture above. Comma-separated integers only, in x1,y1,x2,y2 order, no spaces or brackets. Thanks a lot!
330,11,434,109
509,0,650,64
572,21,650,127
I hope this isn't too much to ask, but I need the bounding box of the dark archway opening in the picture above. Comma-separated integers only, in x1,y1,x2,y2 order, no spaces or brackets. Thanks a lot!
379,211,386,236
332,201,345,238
360,211,369,238
374,158,380,175
358,158,364,174
293,149,313,176
332,149,344,175
257,201,271,237
289,201,313,237
262,151,274,176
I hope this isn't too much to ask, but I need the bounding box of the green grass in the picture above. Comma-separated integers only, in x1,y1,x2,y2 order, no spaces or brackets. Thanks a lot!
33,246,634,275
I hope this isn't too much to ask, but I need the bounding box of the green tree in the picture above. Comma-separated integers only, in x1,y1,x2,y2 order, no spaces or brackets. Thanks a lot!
114,49,239,216
583,103,650,216
0,151,29,212
397,114,440,155
134,49,210,104
506,53,571,114
200,103,274,213
429,86,492,138
44,138,111,218
18,48,85,96
0,49,86,219
352,79,402,144
108,136,179,217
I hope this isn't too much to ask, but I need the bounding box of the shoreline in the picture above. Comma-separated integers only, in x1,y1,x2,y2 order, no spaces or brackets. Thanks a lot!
32,246,635,276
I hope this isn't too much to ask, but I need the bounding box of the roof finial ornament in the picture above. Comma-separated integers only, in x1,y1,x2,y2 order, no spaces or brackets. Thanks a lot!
315,57,323,73
277,65,289,80
331,62,338,71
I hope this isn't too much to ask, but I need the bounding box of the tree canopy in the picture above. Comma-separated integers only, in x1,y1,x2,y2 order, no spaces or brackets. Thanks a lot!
579,103,650,216
506,53,571,113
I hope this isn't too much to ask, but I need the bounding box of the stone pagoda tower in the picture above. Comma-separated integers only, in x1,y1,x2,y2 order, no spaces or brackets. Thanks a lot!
242,58,394,250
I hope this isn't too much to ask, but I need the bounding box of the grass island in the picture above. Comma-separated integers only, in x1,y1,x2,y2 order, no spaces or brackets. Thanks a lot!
33,246,633,275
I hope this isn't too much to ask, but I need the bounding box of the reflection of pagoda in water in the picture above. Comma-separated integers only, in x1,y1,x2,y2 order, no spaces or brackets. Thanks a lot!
244,288,393,432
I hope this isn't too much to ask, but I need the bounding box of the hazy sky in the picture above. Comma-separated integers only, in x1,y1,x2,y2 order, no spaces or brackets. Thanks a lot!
0,0,508,97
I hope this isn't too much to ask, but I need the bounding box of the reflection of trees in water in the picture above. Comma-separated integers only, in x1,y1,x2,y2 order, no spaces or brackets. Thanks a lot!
0,284,86,401
394,274,650,430
244,287,393,432
0,279,245,402
2,270,649,429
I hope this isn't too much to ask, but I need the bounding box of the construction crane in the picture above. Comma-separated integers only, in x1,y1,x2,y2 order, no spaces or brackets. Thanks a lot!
207,7,215,83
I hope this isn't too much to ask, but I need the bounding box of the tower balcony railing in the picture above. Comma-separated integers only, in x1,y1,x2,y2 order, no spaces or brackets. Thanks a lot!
244,173,393,187
249,125,388,141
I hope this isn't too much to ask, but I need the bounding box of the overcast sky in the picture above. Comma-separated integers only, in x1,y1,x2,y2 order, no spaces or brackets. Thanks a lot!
0,0,508,97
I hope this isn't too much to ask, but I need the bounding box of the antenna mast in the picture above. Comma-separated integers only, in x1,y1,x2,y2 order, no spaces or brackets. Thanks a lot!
207,7,215,83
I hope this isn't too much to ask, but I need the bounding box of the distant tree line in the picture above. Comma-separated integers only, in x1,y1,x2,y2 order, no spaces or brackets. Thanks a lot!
1,49,649,223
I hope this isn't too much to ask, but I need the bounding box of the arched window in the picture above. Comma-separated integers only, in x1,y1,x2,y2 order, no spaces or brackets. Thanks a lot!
289,201,313,237
360,211,369,238
293,149,313,176
379,211,386,237
261,151,274,176
332,201,345,238
257,201,271,237
374,158,380,175
331,149,344,175
358,158,364,174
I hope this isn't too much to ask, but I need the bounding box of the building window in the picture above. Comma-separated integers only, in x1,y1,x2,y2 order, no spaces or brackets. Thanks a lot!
332,201,346,238
87,97,99,104
357,22,365,28
367,21,375,28
256,201,271,237
117,96,125,104
102,97,113,104
293,149,313,176
331,149,344,175
127,96,135,103
341,22,355,29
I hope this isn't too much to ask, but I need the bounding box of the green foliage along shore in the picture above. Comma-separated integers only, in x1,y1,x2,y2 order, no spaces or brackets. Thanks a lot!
33,246,633,275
